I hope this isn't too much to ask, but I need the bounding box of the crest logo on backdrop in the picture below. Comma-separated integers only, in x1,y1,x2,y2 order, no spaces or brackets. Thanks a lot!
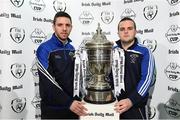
31,58,39,86
10,0,24,7
101,11,114,24
79,11,94,25
53,0,66,12
10,27,25,44
30,28,47,45
31,59,39,77
11,63,26,79
164,98,180,118
11,98,26,113
143,5,158,21
147,105,156,119
29,0,46,12
164,62,180,81
31,93,41,109
166,25,180,43
142,39,157,52
167,0,180,6
121,8,136,19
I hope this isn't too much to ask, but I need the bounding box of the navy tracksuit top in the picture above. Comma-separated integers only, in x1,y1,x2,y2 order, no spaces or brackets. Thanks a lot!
114,38,155,107
36,33,76,111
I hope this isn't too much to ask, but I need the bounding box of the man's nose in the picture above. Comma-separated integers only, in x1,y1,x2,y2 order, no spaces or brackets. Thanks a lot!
62,26,67,30
124,29,129,33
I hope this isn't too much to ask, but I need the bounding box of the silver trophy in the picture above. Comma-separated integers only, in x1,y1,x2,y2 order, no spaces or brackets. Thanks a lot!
84,23,115,104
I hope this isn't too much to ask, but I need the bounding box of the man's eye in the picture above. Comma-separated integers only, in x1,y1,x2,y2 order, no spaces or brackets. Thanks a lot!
128,27,133,30
66,24,71,27
57,24,62,27
120,28,125,31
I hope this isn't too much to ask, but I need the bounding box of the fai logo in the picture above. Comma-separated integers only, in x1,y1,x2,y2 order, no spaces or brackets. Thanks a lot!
164,62,180,81
10,27,25,44
53,0,66,12
11,63,26,79
30,28,47,45
79,11,94,25
164,98,180,118
166,25,180,43
143,39,157,52
10,0,24,7
143,5,158,21
147,105,156,119
11,98,26,113
101,11,114,24
29,0,46,12
121,8,136,20
31,93,41,109
167,0,180,6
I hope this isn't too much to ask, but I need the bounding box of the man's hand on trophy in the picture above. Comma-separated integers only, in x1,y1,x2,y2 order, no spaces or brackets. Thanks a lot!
114,98,133,114
70,100,88,116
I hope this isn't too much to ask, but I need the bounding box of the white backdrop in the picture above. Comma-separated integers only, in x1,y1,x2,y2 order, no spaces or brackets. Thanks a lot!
0,0,180,119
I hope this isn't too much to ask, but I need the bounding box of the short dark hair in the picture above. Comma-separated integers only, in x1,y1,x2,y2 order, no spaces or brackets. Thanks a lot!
118,17,136,31
53,11,72,25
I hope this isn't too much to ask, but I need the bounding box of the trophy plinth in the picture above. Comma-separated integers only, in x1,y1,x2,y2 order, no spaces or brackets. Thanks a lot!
84,23,115,104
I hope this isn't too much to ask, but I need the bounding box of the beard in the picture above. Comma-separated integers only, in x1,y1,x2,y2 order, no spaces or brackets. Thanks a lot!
121,38,134,44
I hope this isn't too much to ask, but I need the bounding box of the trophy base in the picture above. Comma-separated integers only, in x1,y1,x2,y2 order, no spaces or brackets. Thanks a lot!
84,88,116,104
80,101,119,120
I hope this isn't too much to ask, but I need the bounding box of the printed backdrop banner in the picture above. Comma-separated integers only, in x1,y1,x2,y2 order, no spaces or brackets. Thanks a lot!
0,0,180,119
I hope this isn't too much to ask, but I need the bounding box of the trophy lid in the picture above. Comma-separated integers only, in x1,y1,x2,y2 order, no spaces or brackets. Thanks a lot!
85,23,113,49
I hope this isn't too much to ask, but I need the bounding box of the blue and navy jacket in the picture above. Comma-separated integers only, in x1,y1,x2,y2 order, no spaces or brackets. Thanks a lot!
36,33,76,112
114,38,155,107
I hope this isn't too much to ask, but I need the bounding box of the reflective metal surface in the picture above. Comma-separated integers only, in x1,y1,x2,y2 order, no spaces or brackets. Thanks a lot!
84,23,115,104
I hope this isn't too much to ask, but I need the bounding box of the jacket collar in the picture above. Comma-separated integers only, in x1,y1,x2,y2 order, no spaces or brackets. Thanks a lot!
51,33,72,47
